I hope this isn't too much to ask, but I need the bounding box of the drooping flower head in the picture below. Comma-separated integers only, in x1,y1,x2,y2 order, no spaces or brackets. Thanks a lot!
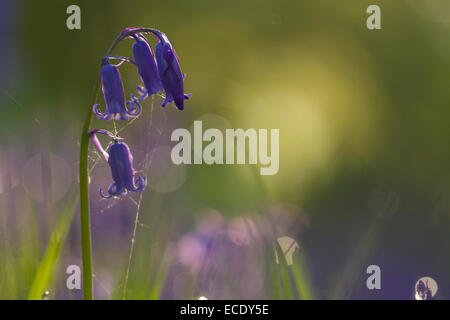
154,31,191,110
132,34,163,96
88,129,147,198
93,57,142,120
100,140,147,198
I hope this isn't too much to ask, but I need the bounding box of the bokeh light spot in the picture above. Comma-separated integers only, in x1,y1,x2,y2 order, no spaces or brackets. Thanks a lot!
22,153,72,203
147,145,186,193
415,277,438,300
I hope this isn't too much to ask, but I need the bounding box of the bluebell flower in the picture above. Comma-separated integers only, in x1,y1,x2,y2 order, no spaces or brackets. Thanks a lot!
93,57,142,120
88,129,147,198
154,31,191,110
100,140,147,198
132,34,163,97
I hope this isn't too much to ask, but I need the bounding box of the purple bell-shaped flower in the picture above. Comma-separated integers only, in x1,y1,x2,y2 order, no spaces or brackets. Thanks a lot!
93,57,142,120
154,32,191,110
101,140,147,198
132,34,163,97
89,129,147,198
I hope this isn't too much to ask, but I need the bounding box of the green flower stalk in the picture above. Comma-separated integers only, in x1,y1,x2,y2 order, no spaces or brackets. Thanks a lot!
79,27,190,299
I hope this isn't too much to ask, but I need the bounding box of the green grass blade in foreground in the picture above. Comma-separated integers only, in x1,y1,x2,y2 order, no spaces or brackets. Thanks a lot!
274,241,295,300
329,218,382,299
274,240,316,300
28,195,78,300
291,249,315,300
147,262,169,300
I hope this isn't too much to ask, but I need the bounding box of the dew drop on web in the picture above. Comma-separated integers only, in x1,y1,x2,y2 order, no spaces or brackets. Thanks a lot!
42,290,50,300
414,276,438,300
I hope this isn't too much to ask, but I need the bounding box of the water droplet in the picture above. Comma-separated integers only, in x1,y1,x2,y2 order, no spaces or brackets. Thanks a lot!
415,277,438,300
42,290,50,300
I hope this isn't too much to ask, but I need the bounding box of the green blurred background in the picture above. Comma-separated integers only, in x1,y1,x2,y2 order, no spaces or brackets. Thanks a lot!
0,0,449,299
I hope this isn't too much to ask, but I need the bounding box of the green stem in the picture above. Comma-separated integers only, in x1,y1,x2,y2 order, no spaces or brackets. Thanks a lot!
79,27,163,300
79,81,98,300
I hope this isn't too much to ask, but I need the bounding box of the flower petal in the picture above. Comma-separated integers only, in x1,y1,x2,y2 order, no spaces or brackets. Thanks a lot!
128,175,147,193
93,104,113,120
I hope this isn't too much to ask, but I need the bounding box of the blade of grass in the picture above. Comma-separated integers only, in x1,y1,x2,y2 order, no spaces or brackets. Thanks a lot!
329,218,382,299
291,250,315,299
147,262,169,300
265,247,282,299
27,194,78,300
274,241,295,300
17,205,42,297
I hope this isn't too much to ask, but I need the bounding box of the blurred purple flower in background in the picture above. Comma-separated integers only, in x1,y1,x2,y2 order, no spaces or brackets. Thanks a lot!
163,206,310,299
93,57,142,120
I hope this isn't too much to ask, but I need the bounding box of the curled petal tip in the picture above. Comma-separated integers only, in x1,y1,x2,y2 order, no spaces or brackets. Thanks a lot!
104,182,127,198
132,175,147,193
137,85,146,95
174,94,191,110
93,103,101,114
99,188,113,199
93,104,113,120
126,99,142,117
